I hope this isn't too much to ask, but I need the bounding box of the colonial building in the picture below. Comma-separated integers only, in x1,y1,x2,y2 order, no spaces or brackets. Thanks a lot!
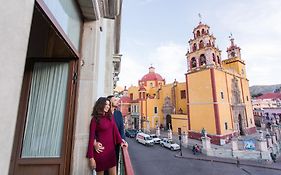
120,66,188,134
0,0,123,174
252,93,281,109
185,22,256,144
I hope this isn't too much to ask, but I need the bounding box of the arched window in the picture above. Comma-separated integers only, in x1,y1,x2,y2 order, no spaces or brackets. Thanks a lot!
212,53,216,63
196,30,200,37
191,57,197,68
217,56,221,64
202,29,205,34
200,54,206,66
207,40,211,46
193,43,197,51
199,40,204,49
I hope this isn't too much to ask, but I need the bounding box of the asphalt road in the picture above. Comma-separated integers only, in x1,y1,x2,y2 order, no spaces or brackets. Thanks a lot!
126,137,281,175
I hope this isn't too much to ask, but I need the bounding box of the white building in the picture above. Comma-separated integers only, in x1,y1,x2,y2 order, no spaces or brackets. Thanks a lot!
0,0,123,174
252,93,281,109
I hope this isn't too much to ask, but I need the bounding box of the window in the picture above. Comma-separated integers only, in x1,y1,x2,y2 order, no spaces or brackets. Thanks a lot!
221,92,224,99
196,30,200,37
128,107,131,113
246,96,249,101
154,107,158,114
130,93,133,100
199,54,206,66
225,122,228,130
180,90,186,99
217,56,221,64
21,62,69,158
212,53,216,63
199,40,204,49
191,57,197,68
193,43,197,51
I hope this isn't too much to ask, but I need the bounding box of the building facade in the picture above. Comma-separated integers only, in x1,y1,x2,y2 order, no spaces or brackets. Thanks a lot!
185,22,256,144
0,0,123,175
252,93,281,109
120,66,188,134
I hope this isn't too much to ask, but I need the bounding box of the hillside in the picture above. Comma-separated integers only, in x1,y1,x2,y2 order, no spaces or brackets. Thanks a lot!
250,84,281,96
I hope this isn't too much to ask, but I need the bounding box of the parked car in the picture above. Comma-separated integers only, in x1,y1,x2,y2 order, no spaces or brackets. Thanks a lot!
136,133,154,146
160,138,180,151
125,129,137,138
150,134,161,144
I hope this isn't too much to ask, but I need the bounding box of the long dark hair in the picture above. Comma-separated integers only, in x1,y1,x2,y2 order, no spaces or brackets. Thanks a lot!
91,97,112,123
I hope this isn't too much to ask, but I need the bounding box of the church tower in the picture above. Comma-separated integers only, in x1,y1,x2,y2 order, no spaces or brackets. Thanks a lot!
187,22,222,71
222,36,246,78
185,22,256,145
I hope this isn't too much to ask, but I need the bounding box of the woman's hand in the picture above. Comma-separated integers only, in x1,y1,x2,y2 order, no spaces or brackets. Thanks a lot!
89,158,96,170
121,139,128,148
94,140,104,153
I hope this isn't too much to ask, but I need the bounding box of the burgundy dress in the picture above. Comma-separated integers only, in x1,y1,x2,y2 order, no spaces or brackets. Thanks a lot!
87,115,123,172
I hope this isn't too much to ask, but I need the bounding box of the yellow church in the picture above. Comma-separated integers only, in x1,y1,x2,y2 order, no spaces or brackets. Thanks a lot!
121,22,256,145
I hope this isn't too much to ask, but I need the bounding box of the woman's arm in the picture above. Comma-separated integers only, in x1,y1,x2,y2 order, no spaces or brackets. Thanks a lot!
86,117,96,158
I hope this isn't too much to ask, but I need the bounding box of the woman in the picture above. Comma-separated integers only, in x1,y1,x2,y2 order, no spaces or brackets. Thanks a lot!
87,97,127,175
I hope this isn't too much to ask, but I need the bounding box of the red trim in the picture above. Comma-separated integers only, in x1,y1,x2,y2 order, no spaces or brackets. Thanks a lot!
245,126,256,135
122,147,135,175
188,131,235,145
210,68,221,135
36,0,80,58
185,74,191,130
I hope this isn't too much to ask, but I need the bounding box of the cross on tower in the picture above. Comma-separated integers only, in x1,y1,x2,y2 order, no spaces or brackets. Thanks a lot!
229,33,233,39
198,13,202,23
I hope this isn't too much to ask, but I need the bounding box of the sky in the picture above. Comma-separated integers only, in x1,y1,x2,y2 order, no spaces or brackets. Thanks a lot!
118,0,281,88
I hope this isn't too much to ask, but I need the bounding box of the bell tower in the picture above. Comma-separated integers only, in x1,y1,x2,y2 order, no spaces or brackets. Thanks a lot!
186,22,222,72
223,35,246,77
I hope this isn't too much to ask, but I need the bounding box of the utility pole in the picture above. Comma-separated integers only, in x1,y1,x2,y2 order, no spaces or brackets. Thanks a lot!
178,128,182,156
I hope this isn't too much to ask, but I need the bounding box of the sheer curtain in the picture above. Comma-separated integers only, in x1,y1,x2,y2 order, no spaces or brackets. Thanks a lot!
22,62,69,158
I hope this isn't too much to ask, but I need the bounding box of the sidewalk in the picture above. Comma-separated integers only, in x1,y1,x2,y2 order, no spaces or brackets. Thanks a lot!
157,130,281,171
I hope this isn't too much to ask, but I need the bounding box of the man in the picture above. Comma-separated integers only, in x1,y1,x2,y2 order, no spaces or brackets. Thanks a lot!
107,95,125,140
94,95,126,173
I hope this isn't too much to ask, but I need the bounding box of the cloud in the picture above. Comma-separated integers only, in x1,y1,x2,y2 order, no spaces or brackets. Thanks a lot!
118,42,187,87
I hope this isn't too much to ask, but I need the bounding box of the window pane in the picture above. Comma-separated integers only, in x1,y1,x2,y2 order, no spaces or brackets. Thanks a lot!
21,62,69,158
43,0,82,50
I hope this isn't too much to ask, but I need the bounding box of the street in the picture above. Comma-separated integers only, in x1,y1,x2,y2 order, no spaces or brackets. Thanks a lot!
127,137,281,175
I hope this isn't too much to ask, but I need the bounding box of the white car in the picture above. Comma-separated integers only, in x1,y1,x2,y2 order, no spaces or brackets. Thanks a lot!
150,134,161,144
160,138,180,151
136,133,154,146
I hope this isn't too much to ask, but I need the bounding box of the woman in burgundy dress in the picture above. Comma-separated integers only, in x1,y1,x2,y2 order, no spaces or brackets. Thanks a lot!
87,97,127,175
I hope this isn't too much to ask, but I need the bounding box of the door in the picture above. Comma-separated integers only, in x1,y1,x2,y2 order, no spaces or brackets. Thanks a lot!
166,115,172,130
10,60,78,175
238,114,244,135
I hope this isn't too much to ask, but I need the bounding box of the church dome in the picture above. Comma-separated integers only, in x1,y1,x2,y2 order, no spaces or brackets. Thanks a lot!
140,66,164,82
120,96,131,103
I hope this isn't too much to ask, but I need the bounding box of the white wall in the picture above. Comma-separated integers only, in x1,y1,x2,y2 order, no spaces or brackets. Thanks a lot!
0,0,35,174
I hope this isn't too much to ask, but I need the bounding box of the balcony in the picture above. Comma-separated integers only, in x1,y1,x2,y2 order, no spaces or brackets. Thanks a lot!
118,146,134,175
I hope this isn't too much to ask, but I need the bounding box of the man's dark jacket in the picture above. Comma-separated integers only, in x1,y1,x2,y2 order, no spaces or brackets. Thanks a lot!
113,110,125,140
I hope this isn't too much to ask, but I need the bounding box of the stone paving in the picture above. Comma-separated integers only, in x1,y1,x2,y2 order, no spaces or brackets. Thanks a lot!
147,129,281,171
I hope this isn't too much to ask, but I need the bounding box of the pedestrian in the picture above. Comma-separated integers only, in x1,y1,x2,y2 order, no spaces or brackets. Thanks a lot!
87,97,127,175
236,157,240,167
271,153,277,163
